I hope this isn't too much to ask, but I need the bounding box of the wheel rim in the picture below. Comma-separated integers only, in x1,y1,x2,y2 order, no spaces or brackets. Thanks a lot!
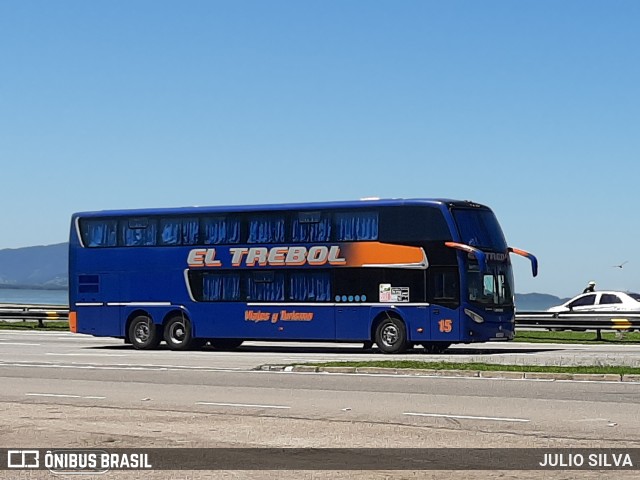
381,323,399,347
170,321,186,343
134,322,150,343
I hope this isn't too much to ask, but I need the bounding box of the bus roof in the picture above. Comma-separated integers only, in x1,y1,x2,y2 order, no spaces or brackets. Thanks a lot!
72,198,490,218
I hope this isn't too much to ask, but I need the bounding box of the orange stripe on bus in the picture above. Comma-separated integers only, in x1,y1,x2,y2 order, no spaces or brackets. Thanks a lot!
343,242,425,267
69,311,77,333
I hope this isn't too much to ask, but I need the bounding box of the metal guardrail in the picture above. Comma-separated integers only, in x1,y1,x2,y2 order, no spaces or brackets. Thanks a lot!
515,311,640,339
1,304,640,337
0,304,69,327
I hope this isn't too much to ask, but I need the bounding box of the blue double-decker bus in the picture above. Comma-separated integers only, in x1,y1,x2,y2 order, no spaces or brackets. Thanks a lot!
68,199,537,354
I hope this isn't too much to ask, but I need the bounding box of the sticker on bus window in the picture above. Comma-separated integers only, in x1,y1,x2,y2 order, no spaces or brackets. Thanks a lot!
379,284,409,303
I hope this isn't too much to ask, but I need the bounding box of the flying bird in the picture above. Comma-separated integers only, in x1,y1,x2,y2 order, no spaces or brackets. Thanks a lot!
612,261,628,269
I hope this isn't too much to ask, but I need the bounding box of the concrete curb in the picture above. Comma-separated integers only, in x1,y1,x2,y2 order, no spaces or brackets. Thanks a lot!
259,365,640,382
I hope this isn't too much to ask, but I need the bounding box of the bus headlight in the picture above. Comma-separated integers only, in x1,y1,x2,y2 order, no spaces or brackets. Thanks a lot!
464,309,484,324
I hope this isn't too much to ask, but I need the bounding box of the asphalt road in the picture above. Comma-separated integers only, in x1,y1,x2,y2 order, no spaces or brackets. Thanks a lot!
3,329,640,368
1,331,640,479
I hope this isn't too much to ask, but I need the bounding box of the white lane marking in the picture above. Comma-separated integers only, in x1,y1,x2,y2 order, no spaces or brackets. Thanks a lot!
45,353,127,357
404,412,530,423
0,361,243,373
0,359,262,374
26,393,106,400
0,342,41,346
0,331,75,335
0,332,83,339
1,362,168,372
196,402,290,410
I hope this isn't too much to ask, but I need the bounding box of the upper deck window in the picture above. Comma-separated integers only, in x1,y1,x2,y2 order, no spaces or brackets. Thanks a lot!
81,219,118,247
334,211,378,241
202,216,240,245
292,212,331,242
121,218,158,246
379,206,452,243
248,215,285,244
159,217,199,245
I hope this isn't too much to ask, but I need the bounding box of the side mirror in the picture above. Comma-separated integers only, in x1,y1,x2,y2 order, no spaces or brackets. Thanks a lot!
445,242,488,272
508,247,538,277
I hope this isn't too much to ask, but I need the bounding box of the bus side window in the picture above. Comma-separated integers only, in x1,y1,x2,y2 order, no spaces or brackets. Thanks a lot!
246,271,285,301
202,216,240,245
428,268,459,308
121,218,158,247
292,212,331,243
82,219,117,247
333,211,378,241
247,215,286,244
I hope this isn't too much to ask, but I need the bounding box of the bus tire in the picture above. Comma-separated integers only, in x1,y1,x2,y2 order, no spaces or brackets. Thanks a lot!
164,315,196,351
422,342,451,354
210,339,244,351
375,316,408,354
129,315,160,350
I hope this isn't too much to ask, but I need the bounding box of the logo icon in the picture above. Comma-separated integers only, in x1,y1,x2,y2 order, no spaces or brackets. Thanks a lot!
8,450,40,469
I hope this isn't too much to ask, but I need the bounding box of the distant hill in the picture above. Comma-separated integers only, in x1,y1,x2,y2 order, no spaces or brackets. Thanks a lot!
515,293,569,311
0,243,68,289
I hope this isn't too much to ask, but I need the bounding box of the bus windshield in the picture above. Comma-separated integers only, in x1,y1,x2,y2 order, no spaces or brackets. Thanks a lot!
452,208,508,251
467,264,514,307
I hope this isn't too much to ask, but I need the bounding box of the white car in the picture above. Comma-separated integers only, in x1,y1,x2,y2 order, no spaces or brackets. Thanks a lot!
547,291,640,313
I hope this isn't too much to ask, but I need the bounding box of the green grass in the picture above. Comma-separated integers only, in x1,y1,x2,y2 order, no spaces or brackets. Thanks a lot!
514,330,640,344
0,321,70,331
298,360,640,375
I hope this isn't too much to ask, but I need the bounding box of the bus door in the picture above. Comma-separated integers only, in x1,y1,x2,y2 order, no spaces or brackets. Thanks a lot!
428,267,461,341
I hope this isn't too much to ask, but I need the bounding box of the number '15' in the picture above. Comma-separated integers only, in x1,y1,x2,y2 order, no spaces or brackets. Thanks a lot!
438,319,453,333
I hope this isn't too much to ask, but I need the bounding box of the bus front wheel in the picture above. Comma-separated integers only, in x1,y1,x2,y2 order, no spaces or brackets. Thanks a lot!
375,316,408,354
164,315,196,351
129,315,161,350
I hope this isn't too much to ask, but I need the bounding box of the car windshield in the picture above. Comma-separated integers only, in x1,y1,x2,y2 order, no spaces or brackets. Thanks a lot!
568,294,596,308
452,208,508,251
628,293,640,302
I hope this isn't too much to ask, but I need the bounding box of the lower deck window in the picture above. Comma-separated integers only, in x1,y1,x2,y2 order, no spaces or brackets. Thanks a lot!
191,270,331,303
203,273,241,301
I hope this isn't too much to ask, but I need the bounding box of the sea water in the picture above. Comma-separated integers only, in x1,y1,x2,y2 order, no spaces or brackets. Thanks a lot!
0,288,68,305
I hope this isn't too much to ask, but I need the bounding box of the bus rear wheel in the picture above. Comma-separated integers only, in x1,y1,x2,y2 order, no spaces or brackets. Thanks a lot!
129,315,160,350
375,316,408,354
210,339,244,351
164,315,197,351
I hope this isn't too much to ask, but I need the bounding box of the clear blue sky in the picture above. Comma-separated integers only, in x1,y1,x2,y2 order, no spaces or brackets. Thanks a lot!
1,1,638,298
